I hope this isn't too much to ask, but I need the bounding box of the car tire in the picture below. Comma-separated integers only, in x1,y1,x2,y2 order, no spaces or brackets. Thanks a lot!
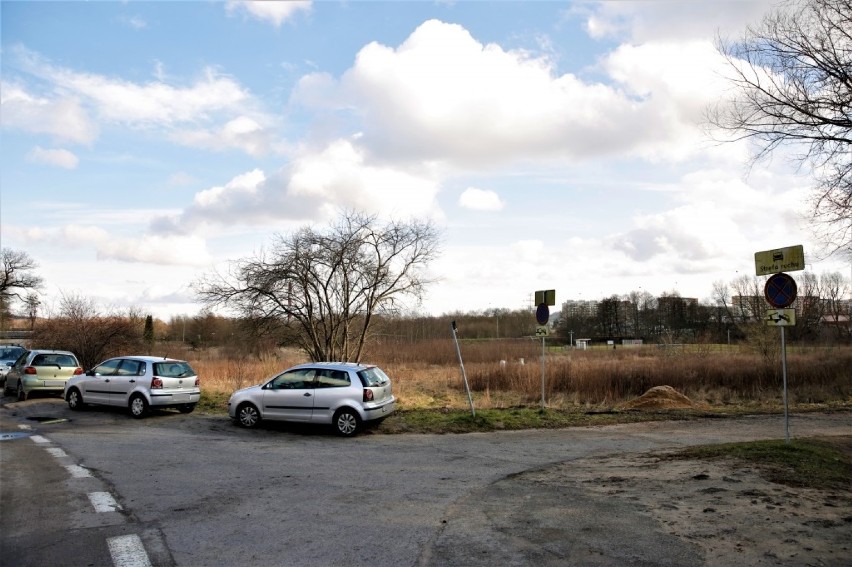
333,408,361,437
67,388,85,411
236,403,260,428
17,383,27,402
129,395,149,419
178,403,196,414
3,380,13,397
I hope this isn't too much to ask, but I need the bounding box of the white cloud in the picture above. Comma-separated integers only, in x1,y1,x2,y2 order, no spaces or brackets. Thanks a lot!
226,0,311,27
97,234,212,265
49,66,250,127
152,139,443,235
584,1,774,43
293,19,729,170
1,81,98,143
287,139,442,218
459,187,505,211
14,223,211,266
170,116,279,156
27,146,79,169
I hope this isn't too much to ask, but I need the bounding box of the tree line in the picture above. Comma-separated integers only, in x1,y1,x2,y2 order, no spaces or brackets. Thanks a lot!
557,270,851,346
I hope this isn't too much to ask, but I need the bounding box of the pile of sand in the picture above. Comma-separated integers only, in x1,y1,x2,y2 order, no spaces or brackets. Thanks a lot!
620,385,707,411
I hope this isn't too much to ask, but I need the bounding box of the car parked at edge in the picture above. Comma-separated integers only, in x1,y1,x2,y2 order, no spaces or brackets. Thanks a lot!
3,349,83,401
228,362,396,436
64,356,200,418
0,345,27,384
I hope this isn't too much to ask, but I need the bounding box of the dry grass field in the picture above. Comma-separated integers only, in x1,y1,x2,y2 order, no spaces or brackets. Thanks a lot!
170,339,852,411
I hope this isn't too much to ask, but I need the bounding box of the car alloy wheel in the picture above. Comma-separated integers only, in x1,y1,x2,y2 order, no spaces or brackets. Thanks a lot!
334,408,360,437
129,395,149,418
67,389,84,410
237,403,260,428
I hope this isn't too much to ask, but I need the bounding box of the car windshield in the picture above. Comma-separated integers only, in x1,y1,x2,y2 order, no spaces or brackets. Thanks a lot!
153,361,195,378
357,366,389,387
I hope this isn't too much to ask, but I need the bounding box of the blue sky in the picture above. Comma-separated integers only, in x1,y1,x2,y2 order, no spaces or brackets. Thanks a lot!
2,1,847,320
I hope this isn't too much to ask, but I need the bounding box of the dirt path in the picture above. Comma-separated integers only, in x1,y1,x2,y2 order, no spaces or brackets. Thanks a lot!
425,434,852,566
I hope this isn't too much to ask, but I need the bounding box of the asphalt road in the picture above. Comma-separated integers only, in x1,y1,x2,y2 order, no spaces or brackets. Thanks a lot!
1,396,849,567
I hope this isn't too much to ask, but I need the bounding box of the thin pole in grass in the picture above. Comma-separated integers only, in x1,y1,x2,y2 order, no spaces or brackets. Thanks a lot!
451,320,475,417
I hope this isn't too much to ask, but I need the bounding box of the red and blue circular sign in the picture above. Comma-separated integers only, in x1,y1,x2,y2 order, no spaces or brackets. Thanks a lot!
765,272,797,308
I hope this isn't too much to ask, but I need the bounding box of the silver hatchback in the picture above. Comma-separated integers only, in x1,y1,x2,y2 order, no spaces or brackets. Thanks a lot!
64,356,201,418
228,362,396,436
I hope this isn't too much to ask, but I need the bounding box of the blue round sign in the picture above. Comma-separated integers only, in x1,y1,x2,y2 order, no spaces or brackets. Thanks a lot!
765,272,797,308
535,303,550,325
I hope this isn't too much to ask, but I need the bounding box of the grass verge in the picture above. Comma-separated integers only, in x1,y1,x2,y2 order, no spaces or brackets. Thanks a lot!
673,437,852,491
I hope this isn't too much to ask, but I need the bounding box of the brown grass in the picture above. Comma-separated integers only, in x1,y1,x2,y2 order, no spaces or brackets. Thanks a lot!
176,341,852,411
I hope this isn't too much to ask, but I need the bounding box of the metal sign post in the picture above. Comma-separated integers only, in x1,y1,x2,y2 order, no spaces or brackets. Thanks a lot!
763,272,799,445
451,321,475,417
540,335,546,409
781,327,789,443
534,290,555,410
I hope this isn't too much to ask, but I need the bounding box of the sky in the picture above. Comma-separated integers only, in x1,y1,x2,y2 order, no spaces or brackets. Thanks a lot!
1,0,848,320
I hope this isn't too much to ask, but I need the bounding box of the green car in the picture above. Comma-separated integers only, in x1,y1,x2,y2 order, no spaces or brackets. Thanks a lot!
4,349,83,401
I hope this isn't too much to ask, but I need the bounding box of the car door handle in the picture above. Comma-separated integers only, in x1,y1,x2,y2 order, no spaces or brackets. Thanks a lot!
303,392,312,397
129,379,136,383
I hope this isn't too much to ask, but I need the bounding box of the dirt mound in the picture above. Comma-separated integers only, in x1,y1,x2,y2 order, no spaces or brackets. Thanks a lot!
621,385,705,411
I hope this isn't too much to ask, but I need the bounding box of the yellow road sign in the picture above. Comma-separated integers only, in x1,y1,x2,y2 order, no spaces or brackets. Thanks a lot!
754,245,804,276
535,326,549,337
765,309,796,326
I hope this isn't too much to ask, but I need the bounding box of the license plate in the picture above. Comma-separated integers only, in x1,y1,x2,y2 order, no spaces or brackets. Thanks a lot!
173,394,189,402
45,381,64,387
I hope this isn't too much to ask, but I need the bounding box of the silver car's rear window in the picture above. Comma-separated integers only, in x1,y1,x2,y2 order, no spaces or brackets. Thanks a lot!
32,353,78,367
357,367,389,387
153,361,195,378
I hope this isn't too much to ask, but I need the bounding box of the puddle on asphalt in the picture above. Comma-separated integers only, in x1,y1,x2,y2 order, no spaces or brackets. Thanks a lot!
26,416,69,424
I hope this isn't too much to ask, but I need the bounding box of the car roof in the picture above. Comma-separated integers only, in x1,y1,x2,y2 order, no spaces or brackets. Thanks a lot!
27,349,78,356
290,362,375,372
104,355,188,363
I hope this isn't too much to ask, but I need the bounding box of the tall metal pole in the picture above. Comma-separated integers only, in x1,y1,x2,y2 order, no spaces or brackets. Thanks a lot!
781,327,789,443
451,321,475,417
540,336,546,409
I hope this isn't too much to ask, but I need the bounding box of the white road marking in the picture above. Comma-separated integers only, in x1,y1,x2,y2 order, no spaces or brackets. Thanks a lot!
46,447,68,458
107,534,152,567
88,491,122,513
18,424,32,430
64,464,92,478
30,435,49,444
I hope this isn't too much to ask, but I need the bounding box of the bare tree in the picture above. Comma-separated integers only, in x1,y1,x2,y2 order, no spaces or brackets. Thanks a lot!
730,274,765,323
795,270,825,338
195,211,441,362
820,270,851,338
32,293,142,369
710,0,852,253
25,293,40,330
1,248,44,322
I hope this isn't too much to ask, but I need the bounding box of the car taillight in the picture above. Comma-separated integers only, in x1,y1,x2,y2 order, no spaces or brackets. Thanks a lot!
151,377,163,389
363,388,374,402
195,377,200,386
73,367,83,375
24,367,37,375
